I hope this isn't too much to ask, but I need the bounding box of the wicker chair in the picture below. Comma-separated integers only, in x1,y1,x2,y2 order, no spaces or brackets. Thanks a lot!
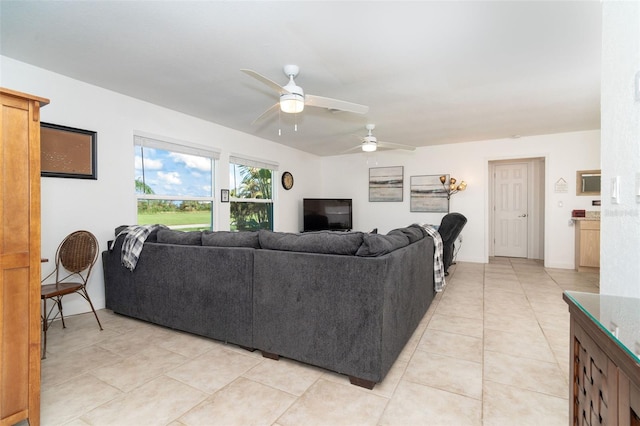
41,230,103,358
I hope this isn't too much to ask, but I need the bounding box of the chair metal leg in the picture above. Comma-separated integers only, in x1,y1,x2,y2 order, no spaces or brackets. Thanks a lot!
41,298,47,360
41,287,104,360
79,288,103,331
41,297,61,359
57,296,66,328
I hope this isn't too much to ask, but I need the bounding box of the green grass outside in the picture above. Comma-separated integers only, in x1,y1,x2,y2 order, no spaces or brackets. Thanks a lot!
137,211,212,230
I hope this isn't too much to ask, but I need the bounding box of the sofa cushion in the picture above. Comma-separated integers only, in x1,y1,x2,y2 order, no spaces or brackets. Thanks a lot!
202,231,260,248
394,224,426,243
114,224,165,242
156,229,202,245
355,230,410,257
259,230,364,255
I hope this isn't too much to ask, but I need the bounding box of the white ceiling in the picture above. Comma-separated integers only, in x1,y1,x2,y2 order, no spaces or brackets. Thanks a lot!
0,1,602,156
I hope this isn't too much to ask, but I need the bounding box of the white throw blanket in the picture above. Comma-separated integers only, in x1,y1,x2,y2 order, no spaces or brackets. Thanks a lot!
421,224,446,292
109,224,168,271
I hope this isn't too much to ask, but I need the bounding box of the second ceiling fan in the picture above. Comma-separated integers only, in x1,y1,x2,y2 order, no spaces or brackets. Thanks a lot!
344,124,416,153
241,64,369,124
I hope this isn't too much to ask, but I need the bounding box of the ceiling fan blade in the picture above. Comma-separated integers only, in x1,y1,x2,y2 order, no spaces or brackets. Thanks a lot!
241,69,290,94
377,141,416,151
340,144,367,154
251,103,279,125
305,94,369,114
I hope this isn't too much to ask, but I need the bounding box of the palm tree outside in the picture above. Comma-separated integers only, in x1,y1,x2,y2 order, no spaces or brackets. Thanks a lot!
230,165,273,231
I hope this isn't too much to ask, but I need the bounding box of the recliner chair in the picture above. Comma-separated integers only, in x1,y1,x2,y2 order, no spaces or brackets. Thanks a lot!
438,212,467,275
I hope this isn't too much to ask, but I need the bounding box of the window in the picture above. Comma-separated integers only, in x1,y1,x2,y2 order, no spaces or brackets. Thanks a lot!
229,155,277,231
135,135,218,231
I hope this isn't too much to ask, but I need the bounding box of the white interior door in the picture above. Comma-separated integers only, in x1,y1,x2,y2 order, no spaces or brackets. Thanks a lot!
494,163,529,257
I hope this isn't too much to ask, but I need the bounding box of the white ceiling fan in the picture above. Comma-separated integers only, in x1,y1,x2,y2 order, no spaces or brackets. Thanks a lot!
344,124,416,153
241,65,369,125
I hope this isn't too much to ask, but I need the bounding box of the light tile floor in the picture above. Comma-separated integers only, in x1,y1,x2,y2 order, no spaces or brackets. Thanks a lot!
35,257,599,426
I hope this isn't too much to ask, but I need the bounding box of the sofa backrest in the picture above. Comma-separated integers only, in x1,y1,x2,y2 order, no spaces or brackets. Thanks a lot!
355,224,426,257
202,230,260,248
258,230,365,255
156,229,202,245
115,224,427,257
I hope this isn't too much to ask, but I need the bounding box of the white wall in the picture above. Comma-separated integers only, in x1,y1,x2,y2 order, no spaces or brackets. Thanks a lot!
600,1,640,297
1,56,322,316
321,130,600,268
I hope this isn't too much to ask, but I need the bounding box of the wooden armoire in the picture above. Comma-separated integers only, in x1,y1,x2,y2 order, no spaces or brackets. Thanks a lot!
1,88,49,426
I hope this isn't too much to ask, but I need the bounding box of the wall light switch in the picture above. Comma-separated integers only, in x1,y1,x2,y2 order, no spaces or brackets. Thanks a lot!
611,176,620,204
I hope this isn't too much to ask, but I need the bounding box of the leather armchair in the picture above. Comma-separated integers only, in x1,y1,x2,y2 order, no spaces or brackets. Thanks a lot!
438,213,467,275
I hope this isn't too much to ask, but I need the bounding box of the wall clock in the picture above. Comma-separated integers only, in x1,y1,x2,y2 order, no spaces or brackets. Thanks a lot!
281,171,294,190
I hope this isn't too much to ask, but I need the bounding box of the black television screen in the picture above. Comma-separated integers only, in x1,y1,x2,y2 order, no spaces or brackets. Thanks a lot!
303,198,353,232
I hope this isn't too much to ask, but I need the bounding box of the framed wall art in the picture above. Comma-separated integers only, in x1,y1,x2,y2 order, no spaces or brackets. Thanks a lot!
410,174,449,212
41,122,97,179
369,166,403,202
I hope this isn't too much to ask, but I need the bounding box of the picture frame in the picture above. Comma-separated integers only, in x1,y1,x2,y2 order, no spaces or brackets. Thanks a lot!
40,122,97,179
410,174,449,213
221,189,230,203
369,166,404,202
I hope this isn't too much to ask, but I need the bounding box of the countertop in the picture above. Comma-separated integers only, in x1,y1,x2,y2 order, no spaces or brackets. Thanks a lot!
563,291,640,364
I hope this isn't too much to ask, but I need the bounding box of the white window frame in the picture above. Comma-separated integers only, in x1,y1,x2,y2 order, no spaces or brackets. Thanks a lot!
134,133,220,228
229,154,278,204
229,154,278,229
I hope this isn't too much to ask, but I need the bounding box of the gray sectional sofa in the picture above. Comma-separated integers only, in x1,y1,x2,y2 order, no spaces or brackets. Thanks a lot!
102,225,436,389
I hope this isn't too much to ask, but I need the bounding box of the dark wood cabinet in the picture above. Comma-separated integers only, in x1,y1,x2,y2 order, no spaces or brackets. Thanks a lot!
565,292,640,426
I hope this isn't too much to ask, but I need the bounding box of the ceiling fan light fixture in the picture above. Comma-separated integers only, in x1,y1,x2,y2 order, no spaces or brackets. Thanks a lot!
280,75,305,113
280,93,304,113
362,141,377,152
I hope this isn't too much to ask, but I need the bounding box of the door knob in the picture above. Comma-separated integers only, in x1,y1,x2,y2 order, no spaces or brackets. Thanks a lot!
518,214,528,218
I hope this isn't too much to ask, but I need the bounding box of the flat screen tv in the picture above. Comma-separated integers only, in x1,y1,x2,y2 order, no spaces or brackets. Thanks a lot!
303,198,353,232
